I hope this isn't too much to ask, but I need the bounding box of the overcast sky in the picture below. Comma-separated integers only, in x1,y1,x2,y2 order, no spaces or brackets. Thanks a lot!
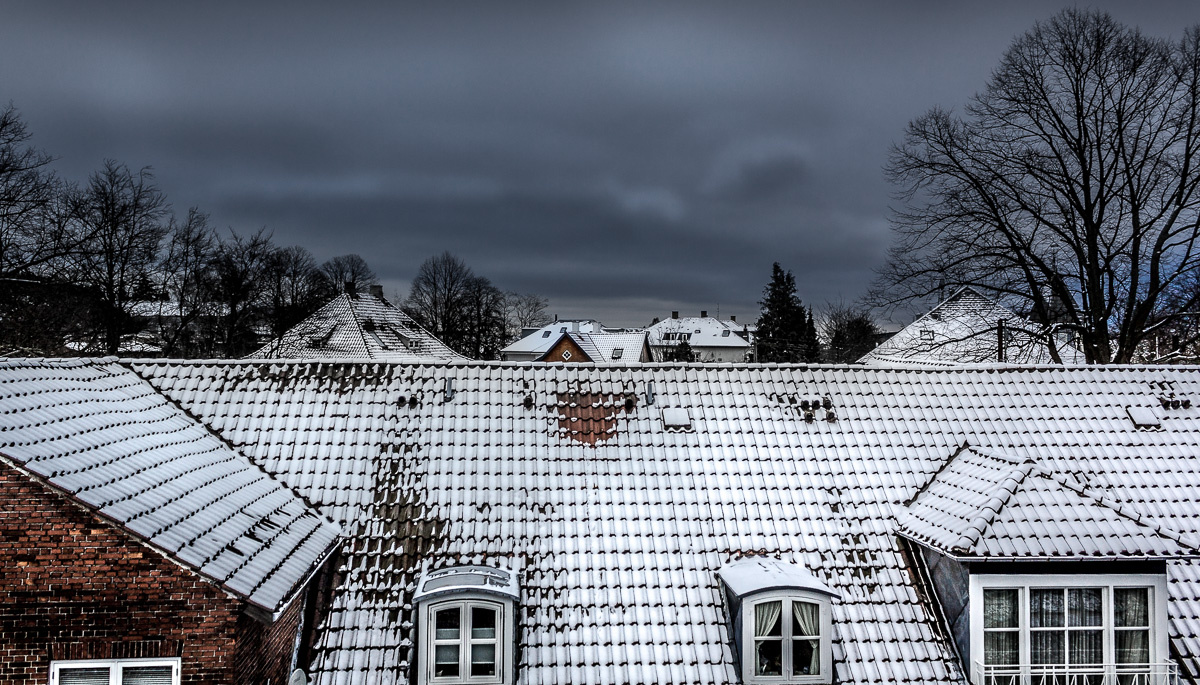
2,2,1197,326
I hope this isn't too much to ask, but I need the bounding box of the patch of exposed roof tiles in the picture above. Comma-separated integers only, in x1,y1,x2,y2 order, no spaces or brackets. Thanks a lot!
249,292,464,362
0,357,341,616
129,360,1200,684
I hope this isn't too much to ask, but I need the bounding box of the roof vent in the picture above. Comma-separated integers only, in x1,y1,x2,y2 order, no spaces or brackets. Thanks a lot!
662,407,692,431
645,381,655,406
1127,406,1161,429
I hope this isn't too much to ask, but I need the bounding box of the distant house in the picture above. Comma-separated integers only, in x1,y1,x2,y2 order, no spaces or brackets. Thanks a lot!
0,358,342,685
250,284,464,362
500,320,605,361
646,311,754,362
859,286,1084,366
536,330,652,363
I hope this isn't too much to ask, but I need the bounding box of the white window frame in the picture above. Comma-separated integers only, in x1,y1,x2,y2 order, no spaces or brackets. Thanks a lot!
741,590,834,685
49,658,181,685
968,574,1168,685
419,597,511,685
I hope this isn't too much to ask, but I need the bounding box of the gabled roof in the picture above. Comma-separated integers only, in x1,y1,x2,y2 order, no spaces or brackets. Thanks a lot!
896,445,1200,559
860,286,1084,366
129,360,1200,684
249,292,463,362
501,320,606,358
646,316,752,348
0,357,341,617
536,331,650,363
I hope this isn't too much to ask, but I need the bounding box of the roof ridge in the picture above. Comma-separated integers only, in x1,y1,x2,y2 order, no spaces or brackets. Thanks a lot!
343,292,377,361
951,451,1035,553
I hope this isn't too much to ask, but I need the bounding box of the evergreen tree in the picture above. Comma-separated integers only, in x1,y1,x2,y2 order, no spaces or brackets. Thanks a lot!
756,263,808,362
802,309,821,363
662,338,696,362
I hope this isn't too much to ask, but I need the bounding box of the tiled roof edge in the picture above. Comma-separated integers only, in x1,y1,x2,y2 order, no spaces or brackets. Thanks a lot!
0,447,247,605
952,456,1035,554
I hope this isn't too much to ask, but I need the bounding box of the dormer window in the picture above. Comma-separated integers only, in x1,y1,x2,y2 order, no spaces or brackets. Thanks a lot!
718,558,838,685
415,566,519,685
970,574,1168,685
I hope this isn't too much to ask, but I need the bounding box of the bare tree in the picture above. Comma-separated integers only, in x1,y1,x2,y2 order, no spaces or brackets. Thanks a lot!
155,207,217,356
0,104,63,279
319,253,376,292
210,228,275,357
265,245,327,337
504,291,550,339
821,302,881,364
877,9,1200,363
404,251,474,350
71,161,169,354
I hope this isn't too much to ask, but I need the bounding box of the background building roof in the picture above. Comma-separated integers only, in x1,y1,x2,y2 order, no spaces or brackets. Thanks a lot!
250,292,463,362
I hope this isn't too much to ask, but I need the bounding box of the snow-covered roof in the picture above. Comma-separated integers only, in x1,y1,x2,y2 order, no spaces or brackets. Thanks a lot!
860,286,1085,366
0,357,341,617
897,446,1200,559
718,557,839,599
128,360,1200,684
501,320,606,357
249,292,463,362
646,316,752,348
537,331,649,363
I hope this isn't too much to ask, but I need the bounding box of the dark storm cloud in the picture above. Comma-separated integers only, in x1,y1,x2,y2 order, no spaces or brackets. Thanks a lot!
2,1,1198,325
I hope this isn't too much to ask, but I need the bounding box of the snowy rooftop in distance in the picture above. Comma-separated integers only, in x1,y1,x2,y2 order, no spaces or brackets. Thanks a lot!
0,357,341,616
646,316,752,348
249,291,463,362
860,286,1085,366
502,320,606,357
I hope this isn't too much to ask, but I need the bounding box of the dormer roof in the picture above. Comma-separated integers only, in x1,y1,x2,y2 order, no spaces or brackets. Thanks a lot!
896,445,1200,560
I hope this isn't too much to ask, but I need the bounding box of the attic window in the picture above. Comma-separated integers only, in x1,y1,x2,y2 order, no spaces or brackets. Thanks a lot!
414,566,519,685
542,331,552,338
718,558,838,685
611,348,624,360
921,329,934,341
722,330,731,337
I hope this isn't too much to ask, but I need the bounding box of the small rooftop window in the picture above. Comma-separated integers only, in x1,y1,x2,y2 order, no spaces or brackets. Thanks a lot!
920,329,934,341
611,348,624,360
541,331,551,338
662,407,692,431
722,330,731,337
1127,406,1161,429
718,558,838,685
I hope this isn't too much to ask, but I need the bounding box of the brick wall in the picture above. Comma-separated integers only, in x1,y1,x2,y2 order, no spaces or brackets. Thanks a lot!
0,458,311,684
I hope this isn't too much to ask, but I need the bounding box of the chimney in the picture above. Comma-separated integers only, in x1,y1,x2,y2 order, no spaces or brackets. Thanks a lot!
369,284,384,299
700,310,708,318
730,315,736,322
572,321,579,333
344,281,356,296
672,311,679,319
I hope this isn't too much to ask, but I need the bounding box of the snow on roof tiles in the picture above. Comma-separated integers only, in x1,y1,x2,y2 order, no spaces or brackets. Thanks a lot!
249,292,463,362
0,357,341,616
647,317,752,348
896,446,1200,559
129,360,1200,683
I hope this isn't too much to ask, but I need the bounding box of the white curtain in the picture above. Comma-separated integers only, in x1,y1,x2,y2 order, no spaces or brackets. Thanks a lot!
794,601,821,675
755,601,781,637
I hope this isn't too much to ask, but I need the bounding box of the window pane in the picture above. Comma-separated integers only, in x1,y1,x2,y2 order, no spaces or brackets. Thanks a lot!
984,589,1018,629
435,607,461,640
122,666,173,685
754,601,782,637
1031,590,1065,628
984,632,1019,665
755,639,783,676
472,606,497,640
1031,631,1065,665
434,645,460,677
59,668,111,685
792,601,820,638
1116,630,1150,665
793,638,820,676
471,644,497,677
1070,630,1103,665
1069,589,1102,627
1115,589,1150,628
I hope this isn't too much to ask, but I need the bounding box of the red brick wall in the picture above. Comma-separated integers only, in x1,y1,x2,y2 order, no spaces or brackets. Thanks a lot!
0,458,308,684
